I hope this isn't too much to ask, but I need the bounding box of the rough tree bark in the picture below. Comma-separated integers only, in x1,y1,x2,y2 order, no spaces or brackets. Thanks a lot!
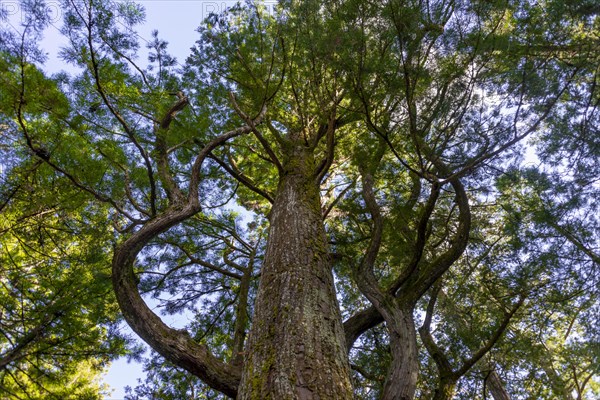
238,142,353,399
380,305,419,400
485,370,512,400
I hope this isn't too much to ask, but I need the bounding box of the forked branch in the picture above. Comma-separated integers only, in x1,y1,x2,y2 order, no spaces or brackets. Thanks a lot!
112,105,267,398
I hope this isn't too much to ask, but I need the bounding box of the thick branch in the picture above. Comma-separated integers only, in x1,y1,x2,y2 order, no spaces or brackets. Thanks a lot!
343,306,383,352
418,283,454,377
354,167,386,302
112,203,241,397
315,111,337,183
113,109,267,397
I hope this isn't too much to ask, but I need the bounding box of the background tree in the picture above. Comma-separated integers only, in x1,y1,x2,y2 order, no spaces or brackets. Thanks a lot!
0,114,128,399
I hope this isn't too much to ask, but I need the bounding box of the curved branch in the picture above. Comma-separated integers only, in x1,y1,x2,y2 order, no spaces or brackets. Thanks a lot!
399,174,471,304
112,201,241,397
418,283,454,377
112,109,267,397
355,168,385,299
155,92,189,204
112,107,266,397
342,306,383,352
315,111,337,183
189,103,267,202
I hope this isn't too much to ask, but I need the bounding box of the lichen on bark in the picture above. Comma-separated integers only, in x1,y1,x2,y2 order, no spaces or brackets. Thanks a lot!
238,142,353,399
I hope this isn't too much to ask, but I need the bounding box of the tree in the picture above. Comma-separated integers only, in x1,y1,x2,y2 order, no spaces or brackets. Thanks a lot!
1,0,598,399
0,126,128,398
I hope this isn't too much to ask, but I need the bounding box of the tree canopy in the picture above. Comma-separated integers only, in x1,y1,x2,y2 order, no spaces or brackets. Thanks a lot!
0,0,598,399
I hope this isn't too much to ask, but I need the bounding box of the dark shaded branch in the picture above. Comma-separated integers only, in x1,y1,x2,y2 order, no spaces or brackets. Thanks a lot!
354,168,385,300
208,153,275,204
455,295,525,378
252,127,283,173
343,306,383,352
266,120,288,147
159,91,189,130
231,253,254,366
112,195,241,398
399,174,471,304
223,249,246,274
404,172,422,211
155,92,189,204
315,111,337,183
390,181,440,295
418,282,454,377
16,107,142,224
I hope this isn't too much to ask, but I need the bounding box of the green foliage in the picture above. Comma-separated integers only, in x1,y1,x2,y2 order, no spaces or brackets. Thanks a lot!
0,161,128,398
1,0,598,399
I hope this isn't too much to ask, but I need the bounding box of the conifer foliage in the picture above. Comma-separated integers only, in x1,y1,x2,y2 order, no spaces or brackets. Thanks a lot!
1,1,598,399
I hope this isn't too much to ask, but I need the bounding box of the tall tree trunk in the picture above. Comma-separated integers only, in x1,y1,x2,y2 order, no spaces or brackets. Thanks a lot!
238,145,353,399
380,305,419,400
485,370,511,400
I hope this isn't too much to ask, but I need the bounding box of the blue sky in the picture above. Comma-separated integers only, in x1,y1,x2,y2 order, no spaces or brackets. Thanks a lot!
20,1,226,74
